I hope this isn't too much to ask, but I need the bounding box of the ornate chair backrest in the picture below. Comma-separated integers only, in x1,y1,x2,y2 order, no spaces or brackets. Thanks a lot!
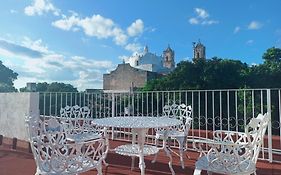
245,112,270,163
178,104,193,133
162,103,192,133
163,103,179,117
26,117,67,173
60,105,102,140
60,105,91,118
163,105,172,117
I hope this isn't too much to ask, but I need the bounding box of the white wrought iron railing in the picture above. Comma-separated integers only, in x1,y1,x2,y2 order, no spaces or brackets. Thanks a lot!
39,88,281,163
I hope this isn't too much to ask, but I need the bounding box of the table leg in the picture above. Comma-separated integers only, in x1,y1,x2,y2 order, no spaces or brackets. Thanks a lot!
131,129,137,170
137,128,148,175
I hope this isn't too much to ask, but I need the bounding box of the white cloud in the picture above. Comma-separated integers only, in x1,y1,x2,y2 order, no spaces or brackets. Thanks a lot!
0,47,16,58
233,26,240,34
24,0,60,16
195,8,209,19
52,14,131,46
118,55,129,63
248,21,262,30
246,39,254,45
0,39,42,58
14,77,38,91
22,37,49,53
201,20,219,25
52,14,80,31
78,15,115,38
111,28,128,45
73,70,103,90
127,19,144,37
125,43,142,53
189,8,218,26
0,37,114,91
189,18,199,25
118,54,139,67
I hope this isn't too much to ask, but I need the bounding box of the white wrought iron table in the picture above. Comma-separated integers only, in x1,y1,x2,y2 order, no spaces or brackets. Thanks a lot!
93,116,182,175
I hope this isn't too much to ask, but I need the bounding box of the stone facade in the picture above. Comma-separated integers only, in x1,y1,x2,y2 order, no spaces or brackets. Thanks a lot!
103,63,160,91
103,46,175,91
163,45,175,69
193,40,206,60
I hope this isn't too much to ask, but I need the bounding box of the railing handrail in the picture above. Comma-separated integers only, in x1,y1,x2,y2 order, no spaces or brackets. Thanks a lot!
37,88,281,95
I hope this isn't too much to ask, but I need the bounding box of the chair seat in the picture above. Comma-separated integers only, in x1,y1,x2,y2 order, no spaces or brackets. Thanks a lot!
156,129,186,139
37,156,100,175
195,155,256,175
66,132,102,142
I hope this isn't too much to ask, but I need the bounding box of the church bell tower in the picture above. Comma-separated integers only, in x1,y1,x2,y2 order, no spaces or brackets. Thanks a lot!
163,45,175,69
193,40,206,61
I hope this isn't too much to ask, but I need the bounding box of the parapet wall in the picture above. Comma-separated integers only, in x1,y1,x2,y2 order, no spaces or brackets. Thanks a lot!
0,92,39,141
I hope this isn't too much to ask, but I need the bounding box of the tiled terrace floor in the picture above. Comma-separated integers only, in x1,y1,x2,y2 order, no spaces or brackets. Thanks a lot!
1,140,281,175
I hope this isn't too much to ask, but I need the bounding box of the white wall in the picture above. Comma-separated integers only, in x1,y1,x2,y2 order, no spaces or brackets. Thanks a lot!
0,92,39,141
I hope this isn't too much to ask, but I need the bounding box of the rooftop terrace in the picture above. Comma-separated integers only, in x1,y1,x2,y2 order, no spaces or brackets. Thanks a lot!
1,89,281,174
1,138,281,175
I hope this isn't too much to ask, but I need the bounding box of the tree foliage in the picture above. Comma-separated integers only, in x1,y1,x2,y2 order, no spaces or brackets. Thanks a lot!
144,47,281,91
20,82,78,92
0,60,18,92
144,58,248,91
262,47,281,63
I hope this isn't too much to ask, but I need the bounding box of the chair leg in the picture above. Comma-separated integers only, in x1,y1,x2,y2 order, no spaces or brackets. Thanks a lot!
152,138,160,163
131,156,135,170
179,143,185,169
193,168,202,175
152,152,158,163
96,163,103,175
103,159,109,167
163,146,175,175
35,168,41,175
176,137,186,169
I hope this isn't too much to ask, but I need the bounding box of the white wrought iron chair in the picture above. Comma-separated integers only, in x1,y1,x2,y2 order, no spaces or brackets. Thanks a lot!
60,105,103,142
26,116,108,175
153,103,192,169
193,112,270,175
60,105,109,166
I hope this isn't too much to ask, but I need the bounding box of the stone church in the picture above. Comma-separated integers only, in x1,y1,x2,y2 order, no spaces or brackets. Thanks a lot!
103,41,206,91
103,45,175,91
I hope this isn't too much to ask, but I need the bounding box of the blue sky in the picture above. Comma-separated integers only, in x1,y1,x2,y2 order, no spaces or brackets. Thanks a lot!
0,0,280,91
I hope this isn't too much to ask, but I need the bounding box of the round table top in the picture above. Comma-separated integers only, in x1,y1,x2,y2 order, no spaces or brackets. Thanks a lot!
93,116,181,129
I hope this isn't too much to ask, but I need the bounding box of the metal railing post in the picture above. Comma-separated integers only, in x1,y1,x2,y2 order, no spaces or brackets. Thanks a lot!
111,93,115,140
267,89,273,162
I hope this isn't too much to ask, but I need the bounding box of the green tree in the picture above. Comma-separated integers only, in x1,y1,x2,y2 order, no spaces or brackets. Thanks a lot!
0,60,18,92
20,82,78,92
144,58,248,91
247,61,281,88
45,82,78,92
262,47,281,63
